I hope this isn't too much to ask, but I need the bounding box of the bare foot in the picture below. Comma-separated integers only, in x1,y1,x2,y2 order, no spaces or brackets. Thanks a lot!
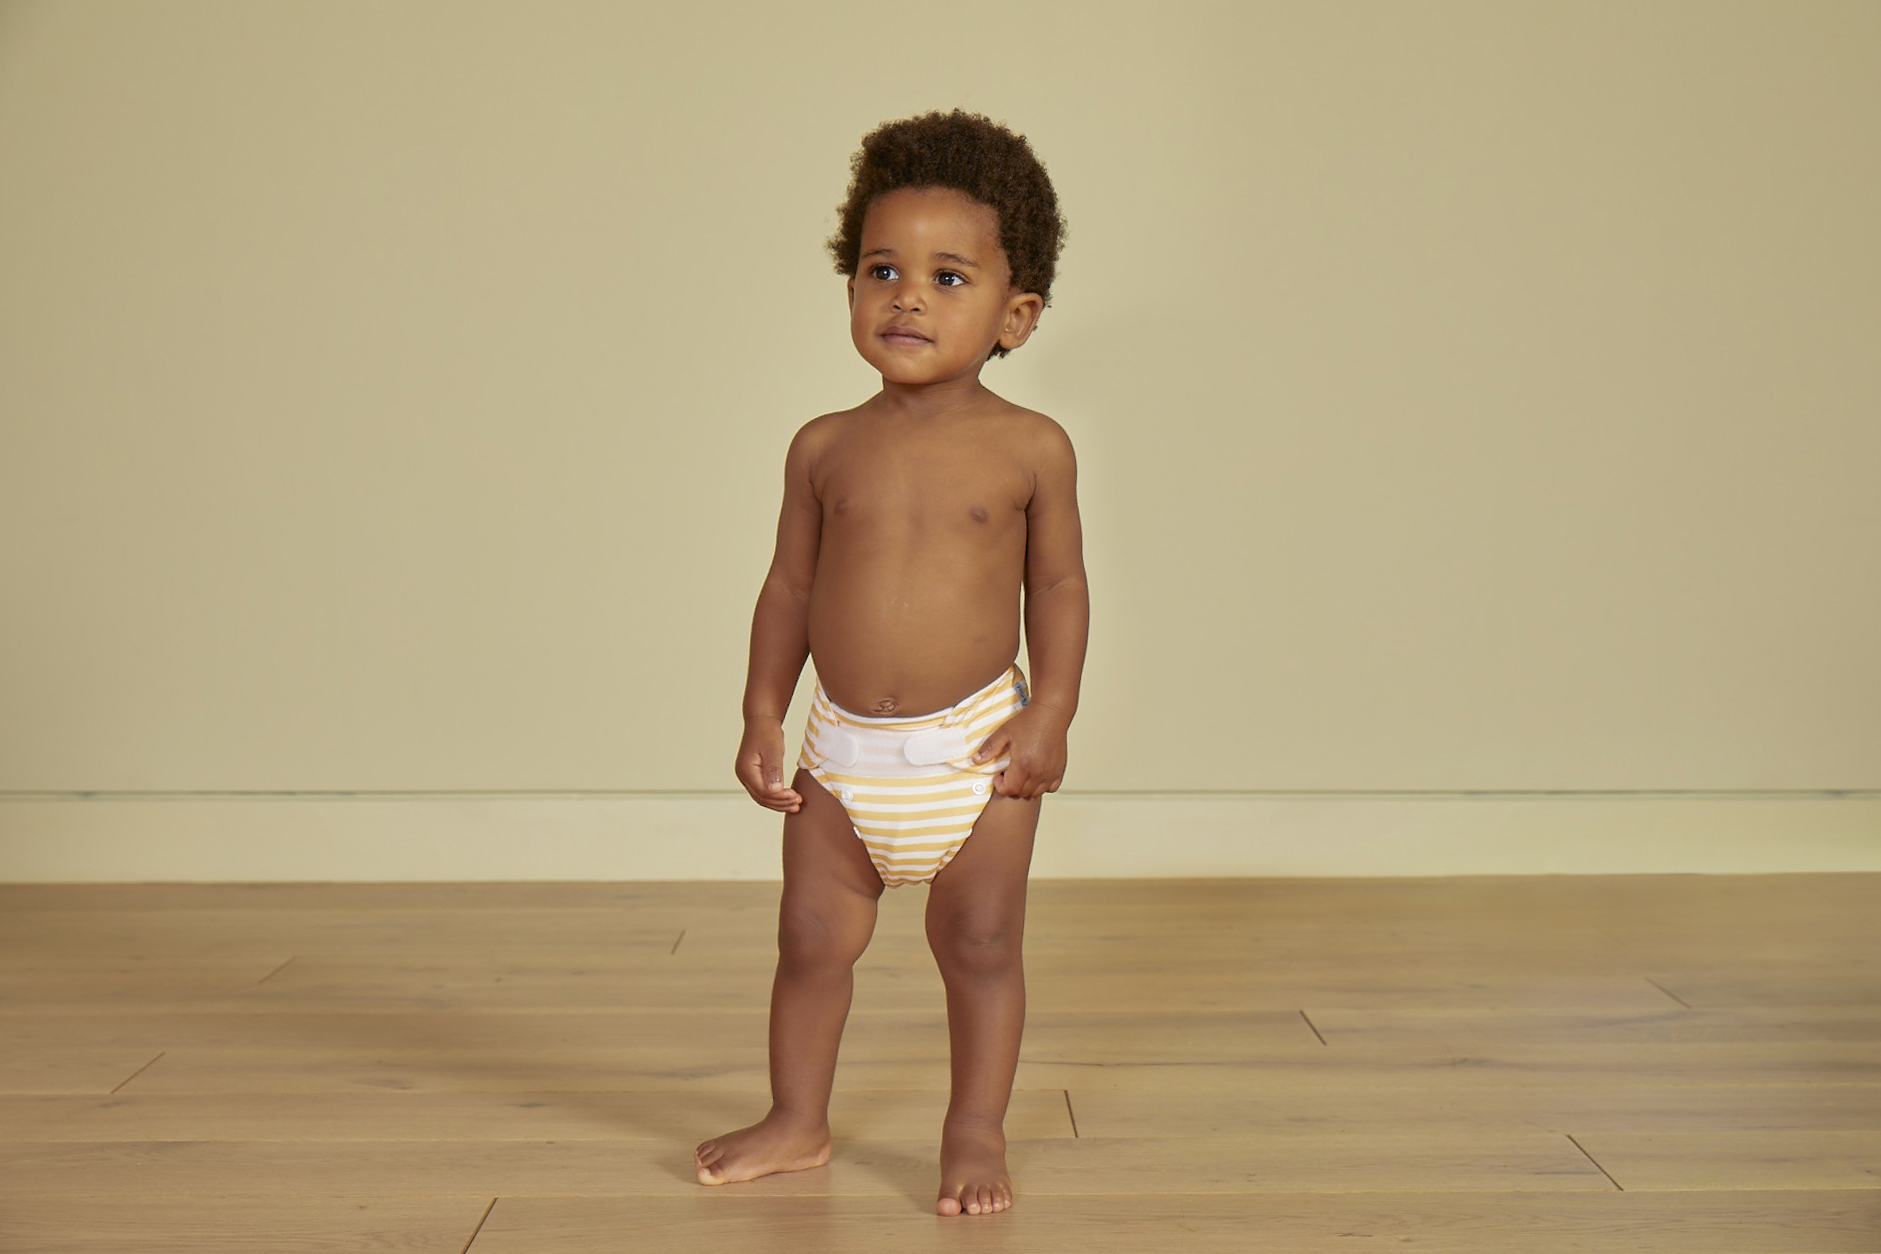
695,1111,831,1185
936,1122,1012,1216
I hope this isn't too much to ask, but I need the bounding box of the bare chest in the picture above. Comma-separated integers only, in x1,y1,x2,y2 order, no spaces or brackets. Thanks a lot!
816,436,1029,535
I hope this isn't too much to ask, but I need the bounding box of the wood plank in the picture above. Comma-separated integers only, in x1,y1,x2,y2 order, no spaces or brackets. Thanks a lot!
110,1048,1878,1097
0,963,293,1009
0,1196,492,1254
0,1133,1609,1196
0,881,779,912
1647,972,1881,1009
1050,974,1680,1014
5,1190,1872,1254
0,1050,163,1096
2,874,1864,918
0,908,713,951
1014,1043,1881,1092
469,1190,1881,1254
1306,1006,1881,1047
117,1053,942,1094
1067,1083,1881,1137
11,1010,1870,1095
1577,1131,1881,1191
3,911,1728,961
11,937,1874,1017
0,1009,1320,1065
0,1088,1075,1142
1589,928,1881,962
0,961,1694,1016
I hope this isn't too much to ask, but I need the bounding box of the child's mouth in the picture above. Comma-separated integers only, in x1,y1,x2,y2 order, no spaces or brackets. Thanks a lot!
882,329,930,347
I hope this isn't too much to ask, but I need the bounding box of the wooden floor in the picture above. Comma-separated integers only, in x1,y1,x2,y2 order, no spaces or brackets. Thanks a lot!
1,874,1877,1252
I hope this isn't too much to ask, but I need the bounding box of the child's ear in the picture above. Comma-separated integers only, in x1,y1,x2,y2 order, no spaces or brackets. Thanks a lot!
998,290,1046,353
846,277,856,309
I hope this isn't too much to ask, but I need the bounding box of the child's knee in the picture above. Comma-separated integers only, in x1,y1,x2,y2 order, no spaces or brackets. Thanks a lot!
927,907,1021,978
778,892,874,969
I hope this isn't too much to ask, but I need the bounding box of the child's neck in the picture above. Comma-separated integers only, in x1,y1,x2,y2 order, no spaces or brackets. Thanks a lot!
874,373,993,419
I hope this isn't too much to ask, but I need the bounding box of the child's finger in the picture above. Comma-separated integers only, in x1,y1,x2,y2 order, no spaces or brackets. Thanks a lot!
754,780,800,812
1022,767,1061,800
971,732,1009,765
997,763,1031,797
764,763,801,802
736,755,798,810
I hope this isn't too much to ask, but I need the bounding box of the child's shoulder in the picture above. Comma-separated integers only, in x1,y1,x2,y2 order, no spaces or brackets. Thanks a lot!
783,407,857,461
989,399,1076,465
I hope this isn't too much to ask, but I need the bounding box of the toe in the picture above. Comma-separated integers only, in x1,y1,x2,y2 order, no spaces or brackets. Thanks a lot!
937,1192,962,1216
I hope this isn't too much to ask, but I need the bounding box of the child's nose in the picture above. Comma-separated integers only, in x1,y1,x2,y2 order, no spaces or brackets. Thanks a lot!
891,279,925,312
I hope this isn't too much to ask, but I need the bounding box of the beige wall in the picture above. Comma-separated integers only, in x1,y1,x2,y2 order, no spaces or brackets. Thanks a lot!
1,2,1877,877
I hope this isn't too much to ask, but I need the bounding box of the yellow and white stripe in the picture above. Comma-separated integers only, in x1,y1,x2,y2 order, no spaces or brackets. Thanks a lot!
799,665,1029,886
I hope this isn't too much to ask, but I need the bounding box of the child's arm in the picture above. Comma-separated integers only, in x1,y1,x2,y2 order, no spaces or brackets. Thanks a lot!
973,420,1089,799
735,420,826,812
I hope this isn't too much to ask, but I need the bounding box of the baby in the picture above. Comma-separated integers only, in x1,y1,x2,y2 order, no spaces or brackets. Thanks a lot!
694,110,1089,1217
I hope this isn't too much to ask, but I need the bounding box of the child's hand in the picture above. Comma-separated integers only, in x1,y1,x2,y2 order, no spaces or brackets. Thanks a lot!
735,717,802,812
971,704,1070,801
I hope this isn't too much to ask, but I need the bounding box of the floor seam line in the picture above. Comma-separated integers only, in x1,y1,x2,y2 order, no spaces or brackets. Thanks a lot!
459,1196,498,1253
108,1052,166,1095
1642,977,1692,1008
1299,1010,1328,1046
256,956,296,985
1565,1133,1625,1191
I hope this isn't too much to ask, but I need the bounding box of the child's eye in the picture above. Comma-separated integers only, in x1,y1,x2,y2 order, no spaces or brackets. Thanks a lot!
869,264,898,281
935,270,966,287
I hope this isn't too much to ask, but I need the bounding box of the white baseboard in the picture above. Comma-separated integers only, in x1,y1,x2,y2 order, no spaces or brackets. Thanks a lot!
2,791,1877,882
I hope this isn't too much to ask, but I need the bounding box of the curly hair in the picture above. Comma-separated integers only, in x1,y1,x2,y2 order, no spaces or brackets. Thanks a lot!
829,110,1066,356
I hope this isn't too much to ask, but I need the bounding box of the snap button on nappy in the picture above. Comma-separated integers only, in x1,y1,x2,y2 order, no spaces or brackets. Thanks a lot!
841,788,854,803
972,782,987,795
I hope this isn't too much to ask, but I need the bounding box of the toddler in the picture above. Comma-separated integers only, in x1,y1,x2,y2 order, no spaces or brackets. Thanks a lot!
694,109,1088,1218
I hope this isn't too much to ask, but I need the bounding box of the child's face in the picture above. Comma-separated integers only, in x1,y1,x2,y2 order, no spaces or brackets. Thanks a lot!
846,187,1043,386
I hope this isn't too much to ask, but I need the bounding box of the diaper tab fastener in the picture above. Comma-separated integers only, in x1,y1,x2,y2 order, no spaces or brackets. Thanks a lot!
820,726,862,768
903,726,971,767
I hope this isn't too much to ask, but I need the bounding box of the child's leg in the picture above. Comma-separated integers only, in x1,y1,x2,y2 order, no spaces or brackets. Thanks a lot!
695,769,885,1185
924,792,1040,1216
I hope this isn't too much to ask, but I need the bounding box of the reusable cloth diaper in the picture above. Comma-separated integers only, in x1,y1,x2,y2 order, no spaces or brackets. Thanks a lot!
799,664,1029,886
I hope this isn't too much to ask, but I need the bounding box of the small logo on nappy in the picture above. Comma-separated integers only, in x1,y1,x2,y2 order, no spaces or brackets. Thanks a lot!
1014,673,1030,708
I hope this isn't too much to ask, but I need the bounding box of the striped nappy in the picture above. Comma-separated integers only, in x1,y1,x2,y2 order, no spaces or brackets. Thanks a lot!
799,665,1030,887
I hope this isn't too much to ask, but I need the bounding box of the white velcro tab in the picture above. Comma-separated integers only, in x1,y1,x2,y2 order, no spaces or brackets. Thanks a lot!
820,726,862,768
903,726,971,767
